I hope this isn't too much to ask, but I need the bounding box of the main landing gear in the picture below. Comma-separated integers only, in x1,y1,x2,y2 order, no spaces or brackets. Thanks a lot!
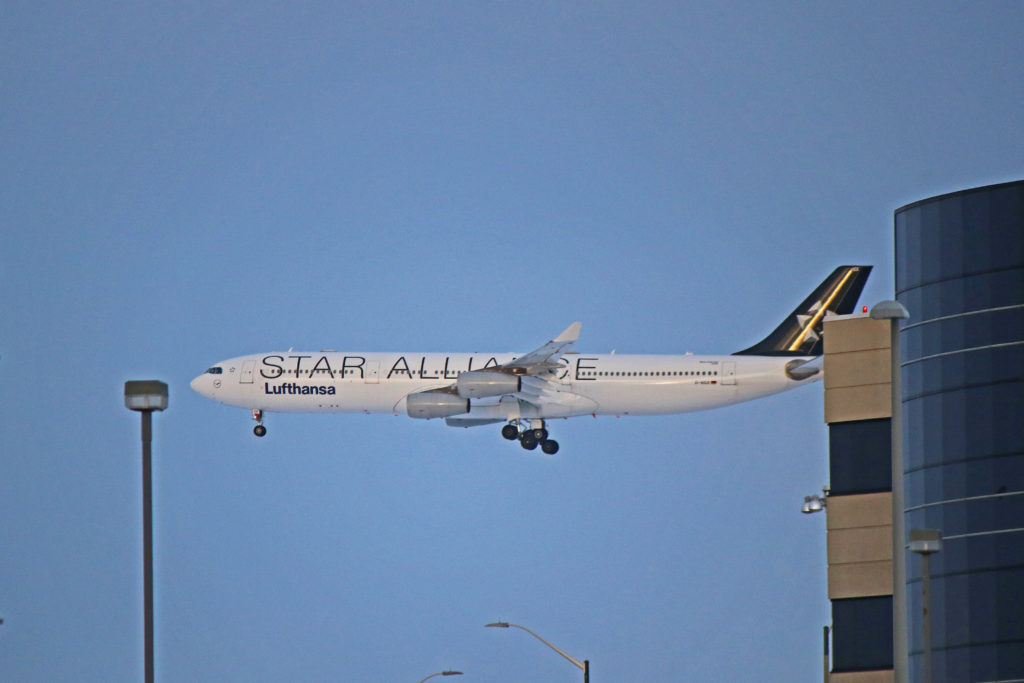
252,409,267,437
501,419,559,454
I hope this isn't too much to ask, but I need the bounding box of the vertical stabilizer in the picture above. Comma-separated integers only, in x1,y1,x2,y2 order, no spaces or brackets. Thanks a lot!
733,265,872,356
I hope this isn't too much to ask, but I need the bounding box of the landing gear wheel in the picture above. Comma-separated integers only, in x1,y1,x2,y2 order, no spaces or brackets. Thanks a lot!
251,409,265,437
541,439,559,455
501,424,519,440
520,433,539,450
531,428,548,441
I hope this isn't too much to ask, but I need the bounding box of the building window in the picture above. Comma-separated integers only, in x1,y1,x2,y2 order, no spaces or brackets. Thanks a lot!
829,418,892,495
832,595,894,672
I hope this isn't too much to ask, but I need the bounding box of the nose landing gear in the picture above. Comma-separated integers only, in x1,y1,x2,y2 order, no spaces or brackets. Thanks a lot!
501,420,559,454
252,409,267,437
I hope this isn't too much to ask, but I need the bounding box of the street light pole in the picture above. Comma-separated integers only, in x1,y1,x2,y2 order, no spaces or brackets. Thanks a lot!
909,529,942,683
125,381,168,683
870,300,910,682
142,407,154,683
823,625,830,683
486,622,589,682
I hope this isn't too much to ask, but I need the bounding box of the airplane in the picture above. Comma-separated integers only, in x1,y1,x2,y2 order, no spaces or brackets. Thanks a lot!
191,265,871,454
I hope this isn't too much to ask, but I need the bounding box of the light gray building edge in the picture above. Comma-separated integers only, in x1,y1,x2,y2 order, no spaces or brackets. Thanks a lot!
896,180,1024,682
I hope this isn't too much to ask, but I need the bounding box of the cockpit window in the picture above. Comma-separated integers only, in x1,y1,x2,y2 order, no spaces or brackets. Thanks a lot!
206,367,224,374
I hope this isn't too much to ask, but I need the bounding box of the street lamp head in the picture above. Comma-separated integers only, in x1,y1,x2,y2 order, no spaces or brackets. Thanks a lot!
418,670,463,682
124,380,169,411
869,300,909,320
909,528,943,555
485,622,510,628
801,495,825,514
801,486,829,514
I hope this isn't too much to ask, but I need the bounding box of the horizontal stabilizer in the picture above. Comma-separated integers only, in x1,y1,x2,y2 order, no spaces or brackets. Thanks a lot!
785,357,822,380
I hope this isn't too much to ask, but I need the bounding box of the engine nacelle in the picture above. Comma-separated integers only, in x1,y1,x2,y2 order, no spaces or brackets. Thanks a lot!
785,358,821,380
456,371,521,398
405,392,470,419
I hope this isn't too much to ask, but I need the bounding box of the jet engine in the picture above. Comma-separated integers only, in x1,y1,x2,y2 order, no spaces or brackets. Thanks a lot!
406,392,470,419
785,358,821,380
456,371,522,398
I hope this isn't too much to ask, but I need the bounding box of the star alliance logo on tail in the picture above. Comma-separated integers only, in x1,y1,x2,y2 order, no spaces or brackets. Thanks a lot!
795,301,824,343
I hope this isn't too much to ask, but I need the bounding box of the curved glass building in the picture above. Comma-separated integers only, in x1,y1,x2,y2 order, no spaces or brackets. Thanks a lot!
896,180,1024,682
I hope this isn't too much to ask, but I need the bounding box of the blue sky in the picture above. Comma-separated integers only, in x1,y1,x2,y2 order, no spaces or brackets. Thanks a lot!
2,2,1022,681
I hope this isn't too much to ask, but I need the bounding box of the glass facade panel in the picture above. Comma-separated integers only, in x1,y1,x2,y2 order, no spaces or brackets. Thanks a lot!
896,181,1024,295
902,383,1024,474
907,567,1024,682
906,454,1024,510
902,305,1024,361
829,418,892,495
902,345,1024,400
897,267,1024,324
896,180,1024,682
905,497,1024,544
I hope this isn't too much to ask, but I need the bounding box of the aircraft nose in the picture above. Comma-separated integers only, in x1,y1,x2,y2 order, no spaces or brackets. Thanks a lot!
190,373,220,396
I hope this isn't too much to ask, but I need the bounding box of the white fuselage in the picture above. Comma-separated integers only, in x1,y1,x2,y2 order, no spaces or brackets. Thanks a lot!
189,350,817,421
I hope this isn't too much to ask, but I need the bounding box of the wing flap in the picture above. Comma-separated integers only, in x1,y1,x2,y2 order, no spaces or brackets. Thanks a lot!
513,375,596,412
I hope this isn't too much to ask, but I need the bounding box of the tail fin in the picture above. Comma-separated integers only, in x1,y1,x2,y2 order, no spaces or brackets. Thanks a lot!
733,265,872,357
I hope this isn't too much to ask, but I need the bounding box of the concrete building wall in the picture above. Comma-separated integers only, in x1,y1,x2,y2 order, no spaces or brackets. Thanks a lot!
828,492,893,600
824,315,895,677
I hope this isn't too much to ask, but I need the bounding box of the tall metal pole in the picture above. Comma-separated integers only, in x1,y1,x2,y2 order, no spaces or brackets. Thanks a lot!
871,301,909,682
909,529,942,683
124,380,166,683
891,315,907,683
823,625,830,683
921,553,933,683
485,622,588,681
141,410,154,683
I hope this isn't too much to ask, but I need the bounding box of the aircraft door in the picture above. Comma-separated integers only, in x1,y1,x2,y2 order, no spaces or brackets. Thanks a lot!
240,360,255,384
721,361,736,385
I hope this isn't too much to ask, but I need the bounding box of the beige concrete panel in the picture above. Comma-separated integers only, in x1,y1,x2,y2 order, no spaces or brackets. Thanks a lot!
824,317,891,355
829,560,893,599
825,385,891,422
827,493,893,530
828,526,893,564
824,349,893,389
830,670,894,683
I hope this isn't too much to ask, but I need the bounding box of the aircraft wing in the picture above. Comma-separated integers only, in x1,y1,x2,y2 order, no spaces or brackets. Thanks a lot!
427,323,587,429
496,322,581,376
513,374,597,412
444,373,598,428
